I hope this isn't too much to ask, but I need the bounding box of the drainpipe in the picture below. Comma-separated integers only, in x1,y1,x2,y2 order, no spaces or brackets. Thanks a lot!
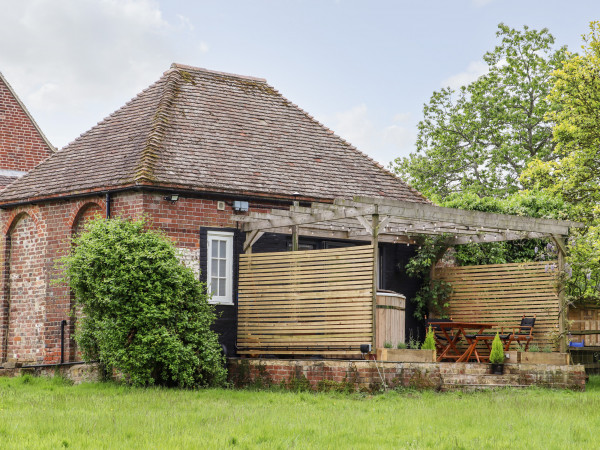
60,320,67,364
105,193,111,219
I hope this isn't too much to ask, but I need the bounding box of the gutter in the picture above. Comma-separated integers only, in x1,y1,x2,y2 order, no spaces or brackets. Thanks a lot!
0,185,328,210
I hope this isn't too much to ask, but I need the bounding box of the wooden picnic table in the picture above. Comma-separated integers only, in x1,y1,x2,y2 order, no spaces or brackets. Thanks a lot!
432,322,495,362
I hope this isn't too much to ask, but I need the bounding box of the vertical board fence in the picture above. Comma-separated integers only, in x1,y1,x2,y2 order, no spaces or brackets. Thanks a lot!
435,261,560,348
237,245,374,356
569,306,600,347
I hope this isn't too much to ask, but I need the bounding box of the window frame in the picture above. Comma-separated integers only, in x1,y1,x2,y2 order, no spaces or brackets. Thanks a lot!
206,230,234,305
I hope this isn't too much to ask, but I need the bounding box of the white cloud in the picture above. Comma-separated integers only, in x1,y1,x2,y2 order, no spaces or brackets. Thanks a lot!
198,41,210,54
472,0,493,6
0,0,197,147
441,60,489,90
327,105,416,165
176,13,194,31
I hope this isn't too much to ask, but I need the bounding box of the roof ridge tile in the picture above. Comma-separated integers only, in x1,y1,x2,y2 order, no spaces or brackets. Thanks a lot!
170,63,267,83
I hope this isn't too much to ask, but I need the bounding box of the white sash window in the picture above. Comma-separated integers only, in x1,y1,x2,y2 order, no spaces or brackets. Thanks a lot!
207,231,234,305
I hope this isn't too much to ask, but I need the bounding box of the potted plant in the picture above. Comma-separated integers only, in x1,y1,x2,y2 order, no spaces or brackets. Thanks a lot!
489,333,505,375
519,344,570,365
375,328,436,362
421,326,437,360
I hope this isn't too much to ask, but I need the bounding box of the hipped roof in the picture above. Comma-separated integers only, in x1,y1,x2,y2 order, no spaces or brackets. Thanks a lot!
0,64,428,205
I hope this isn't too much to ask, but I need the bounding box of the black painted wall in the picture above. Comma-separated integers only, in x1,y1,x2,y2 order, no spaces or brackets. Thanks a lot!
199,227,243,357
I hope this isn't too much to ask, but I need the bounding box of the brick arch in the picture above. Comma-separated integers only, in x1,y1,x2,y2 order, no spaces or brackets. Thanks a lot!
1,211,46,363
68,200,105,234
3,208,43,237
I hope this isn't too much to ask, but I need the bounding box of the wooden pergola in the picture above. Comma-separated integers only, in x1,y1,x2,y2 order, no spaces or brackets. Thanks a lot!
234,196,583,352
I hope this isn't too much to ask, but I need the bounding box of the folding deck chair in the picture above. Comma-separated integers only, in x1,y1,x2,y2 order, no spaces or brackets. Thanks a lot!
503,315,536,351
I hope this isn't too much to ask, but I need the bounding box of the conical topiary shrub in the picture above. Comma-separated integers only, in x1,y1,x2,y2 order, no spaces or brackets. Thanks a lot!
421,326,436,359
489,333,505,374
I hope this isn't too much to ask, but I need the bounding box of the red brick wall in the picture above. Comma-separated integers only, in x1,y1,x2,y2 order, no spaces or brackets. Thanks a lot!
0,77,53,171
5,212,46,362
0,190,279,364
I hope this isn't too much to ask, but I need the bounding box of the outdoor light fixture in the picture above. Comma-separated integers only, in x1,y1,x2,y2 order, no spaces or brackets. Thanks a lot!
164,194,179,203
232,200,249,212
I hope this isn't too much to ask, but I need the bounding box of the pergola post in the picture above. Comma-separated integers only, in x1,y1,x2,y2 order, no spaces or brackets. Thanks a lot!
553,235,568,352
371,207,379,350
291,200,299,251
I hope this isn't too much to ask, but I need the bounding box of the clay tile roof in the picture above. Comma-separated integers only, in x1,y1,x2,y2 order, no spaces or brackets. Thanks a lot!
0,64,428,205
0,175,19,190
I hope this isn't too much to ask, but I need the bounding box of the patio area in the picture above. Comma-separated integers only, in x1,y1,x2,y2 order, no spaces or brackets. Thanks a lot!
233,196,585,366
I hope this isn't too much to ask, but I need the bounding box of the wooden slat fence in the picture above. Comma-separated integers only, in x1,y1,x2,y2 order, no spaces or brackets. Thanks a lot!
237,245,374,355
435,261,560,348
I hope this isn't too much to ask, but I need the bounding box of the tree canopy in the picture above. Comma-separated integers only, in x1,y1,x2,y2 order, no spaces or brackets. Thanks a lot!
59,217,227,388
521,21,600,303
521,21,600,223
393,24,570,199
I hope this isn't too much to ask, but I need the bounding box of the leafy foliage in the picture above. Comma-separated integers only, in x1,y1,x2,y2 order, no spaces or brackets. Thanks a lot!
521,22,600,304
439,191,568,266
59,217,227,388
522,22,600,223
393,24,570,198
489,333,505,364
404,236,452,318
564,227,600,304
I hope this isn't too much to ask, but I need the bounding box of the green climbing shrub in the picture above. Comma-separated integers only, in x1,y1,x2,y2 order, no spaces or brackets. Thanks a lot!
489,333,505,364
58,217,227,388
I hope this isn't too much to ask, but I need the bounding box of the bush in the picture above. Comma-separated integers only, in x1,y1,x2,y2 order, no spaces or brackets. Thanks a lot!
421,326,436,355
59,217,227,388
489,333,505,364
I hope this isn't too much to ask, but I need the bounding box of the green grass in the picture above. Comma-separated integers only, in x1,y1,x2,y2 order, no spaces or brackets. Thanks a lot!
0,375,599,449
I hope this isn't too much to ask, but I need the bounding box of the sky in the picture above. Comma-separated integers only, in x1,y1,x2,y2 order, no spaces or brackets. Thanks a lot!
1,0,598,166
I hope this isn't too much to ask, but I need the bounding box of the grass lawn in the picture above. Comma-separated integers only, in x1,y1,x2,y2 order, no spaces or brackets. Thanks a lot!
0,375,598,449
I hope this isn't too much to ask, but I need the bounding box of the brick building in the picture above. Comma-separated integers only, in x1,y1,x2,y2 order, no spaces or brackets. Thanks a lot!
0,72,54,188
0,64,427,364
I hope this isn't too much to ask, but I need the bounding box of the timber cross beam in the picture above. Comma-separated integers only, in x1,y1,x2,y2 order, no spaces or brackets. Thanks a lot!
232,196,583,244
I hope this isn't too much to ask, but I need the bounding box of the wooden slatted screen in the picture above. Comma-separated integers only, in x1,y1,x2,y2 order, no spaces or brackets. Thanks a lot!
237,245,374,355
435,261,560,348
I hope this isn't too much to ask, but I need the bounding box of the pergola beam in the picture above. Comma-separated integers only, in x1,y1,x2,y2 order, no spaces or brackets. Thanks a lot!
447,231,549,245
336,197,582,236
234,196,583,243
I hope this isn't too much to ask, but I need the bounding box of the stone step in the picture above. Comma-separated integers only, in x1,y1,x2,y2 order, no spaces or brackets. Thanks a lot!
438,363,494,375
441,373,522,386
440,383,530,392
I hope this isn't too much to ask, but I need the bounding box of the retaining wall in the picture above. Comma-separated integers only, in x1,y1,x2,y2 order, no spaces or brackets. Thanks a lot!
228,358,587,391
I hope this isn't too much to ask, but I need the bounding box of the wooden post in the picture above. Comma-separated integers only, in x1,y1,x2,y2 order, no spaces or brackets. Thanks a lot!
292,226,299,251
292,200,299,251
371,207,379,350
244,230,264,254
553,235,567,352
